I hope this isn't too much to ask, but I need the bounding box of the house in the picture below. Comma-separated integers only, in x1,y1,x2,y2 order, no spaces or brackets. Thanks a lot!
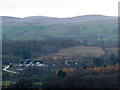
23,62,27,67
26,64,30,67
29,62,33,64
65,61,70,66
36,62,40,66
18,63,23,68
29,62,34,66
74,62,78,65
36,63,46,67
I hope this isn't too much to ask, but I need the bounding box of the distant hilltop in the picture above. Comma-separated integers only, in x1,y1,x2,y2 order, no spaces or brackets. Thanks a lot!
1,15,117,26
2,14,117,40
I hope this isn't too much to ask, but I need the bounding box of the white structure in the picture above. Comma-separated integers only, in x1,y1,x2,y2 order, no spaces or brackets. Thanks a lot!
65,61,70,65
36,62,40,65
18,63,23,67
74,62,78,65
36,63,46,67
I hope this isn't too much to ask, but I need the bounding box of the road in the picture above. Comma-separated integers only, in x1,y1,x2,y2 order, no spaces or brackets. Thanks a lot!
3,65,17,74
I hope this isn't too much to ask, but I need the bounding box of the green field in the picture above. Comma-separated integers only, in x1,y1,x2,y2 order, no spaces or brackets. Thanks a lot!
2,81,16,86
2,16,118,41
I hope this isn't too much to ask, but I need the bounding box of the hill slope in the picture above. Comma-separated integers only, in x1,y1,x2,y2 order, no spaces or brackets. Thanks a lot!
52,46,118,57
2,15,118,41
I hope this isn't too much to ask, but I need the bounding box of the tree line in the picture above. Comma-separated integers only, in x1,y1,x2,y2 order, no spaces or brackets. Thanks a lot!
2,39,81,59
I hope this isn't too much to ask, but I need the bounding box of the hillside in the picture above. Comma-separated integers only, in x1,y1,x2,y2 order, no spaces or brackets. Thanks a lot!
2,15,118,41
51,46,118,57
2,15,116,26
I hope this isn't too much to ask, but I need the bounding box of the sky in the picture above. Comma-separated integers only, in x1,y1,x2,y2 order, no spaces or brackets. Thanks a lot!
0,0,119,18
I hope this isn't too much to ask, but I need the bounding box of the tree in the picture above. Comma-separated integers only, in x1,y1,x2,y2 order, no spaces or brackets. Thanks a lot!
93,57,104,67
110,53,117,65
58,70,66,77
14,46,31,59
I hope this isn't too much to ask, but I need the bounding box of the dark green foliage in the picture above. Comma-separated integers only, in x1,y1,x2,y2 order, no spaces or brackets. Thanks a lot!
43,70,118,88
109,53,117,65
14,46,31,59
93,57,104,67
2,55,23,64
110,53,116,61
58,70,66,77
10,78,33,88
83,66,87,69
3,39,80,58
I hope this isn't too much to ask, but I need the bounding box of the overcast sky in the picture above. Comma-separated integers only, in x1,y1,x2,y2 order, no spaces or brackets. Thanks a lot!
0,0,119,18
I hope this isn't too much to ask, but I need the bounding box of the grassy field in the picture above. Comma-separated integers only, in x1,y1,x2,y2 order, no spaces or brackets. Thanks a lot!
54,46,117,57
2,81,16,86
2,19,117,41
7,67,19,72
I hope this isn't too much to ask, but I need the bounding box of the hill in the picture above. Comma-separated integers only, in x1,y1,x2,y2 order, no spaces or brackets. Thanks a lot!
2,15,118,41
2,15,117,26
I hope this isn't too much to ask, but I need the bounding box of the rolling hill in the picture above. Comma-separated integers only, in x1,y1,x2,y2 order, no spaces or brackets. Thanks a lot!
1,15,118,41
